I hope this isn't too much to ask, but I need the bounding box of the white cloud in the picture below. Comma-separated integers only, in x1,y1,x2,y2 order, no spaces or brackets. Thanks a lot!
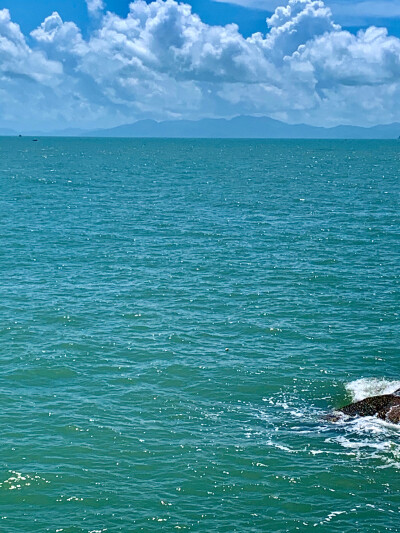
31,12,86,56
0,9,62,83
261,0,340,63
86,0,105,15
0,0,400,130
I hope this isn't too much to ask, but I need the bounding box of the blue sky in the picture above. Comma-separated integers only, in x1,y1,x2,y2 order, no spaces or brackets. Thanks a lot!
1,0,400,131
4,0,400,37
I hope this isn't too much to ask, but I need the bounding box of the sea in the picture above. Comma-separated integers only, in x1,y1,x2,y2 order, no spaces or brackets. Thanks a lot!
0,137,399,532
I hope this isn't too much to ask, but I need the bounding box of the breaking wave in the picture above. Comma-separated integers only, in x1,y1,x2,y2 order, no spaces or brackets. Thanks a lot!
345,378,400,402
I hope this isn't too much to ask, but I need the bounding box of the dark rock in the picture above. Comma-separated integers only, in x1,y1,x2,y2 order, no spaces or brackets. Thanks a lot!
338,389,400,423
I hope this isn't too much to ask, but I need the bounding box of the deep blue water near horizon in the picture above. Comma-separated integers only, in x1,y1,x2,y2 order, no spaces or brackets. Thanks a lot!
0,137,399,532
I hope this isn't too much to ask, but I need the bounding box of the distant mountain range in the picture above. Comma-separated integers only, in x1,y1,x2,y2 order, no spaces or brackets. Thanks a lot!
3,116,400,139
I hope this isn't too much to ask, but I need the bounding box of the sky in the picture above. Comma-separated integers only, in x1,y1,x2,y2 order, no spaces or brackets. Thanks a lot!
1,0,400,131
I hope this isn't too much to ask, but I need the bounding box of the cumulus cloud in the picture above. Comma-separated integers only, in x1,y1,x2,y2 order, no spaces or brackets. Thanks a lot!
0,9,62,83
261,0,340,63
31,12,86,57
86,0,105,15
0,0,400,130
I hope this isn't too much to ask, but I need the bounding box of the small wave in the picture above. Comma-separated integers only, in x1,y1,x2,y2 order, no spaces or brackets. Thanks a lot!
257,380,400,471
331,414,400,442
326,381,400,468
345,415,400,436
345,378,400,402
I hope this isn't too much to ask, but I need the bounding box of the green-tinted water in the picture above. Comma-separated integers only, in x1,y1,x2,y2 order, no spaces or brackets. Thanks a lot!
0,138,399,532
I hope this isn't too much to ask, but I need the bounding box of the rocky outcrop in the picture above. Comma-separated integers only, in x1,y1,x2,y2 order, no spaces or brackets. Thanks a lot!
339,390,400,423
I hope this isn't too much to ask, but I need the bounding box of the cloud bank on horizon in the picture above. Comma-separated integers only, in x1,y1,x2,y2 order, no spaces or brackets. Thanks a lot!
1,0,400,131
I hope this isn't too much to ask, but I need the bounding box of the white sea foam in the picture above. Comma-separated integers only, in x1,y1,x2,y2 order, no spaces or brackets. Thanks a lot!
345,378,400,402
259,381,400,470
326,383,400,468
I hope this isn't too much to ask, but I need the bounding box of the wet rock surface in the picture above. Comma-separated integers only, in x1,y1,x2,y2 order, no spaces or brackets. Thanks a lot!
339,391,400,423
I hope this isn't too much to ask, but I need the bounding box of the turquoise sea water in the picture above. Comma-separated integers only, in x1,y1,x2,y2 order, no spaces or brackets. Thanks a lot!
0,138,399,532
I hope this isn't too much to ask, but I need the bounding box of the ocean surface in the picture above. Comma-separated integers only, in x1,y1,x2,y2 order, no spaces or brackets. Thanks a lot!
0,138,399,532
